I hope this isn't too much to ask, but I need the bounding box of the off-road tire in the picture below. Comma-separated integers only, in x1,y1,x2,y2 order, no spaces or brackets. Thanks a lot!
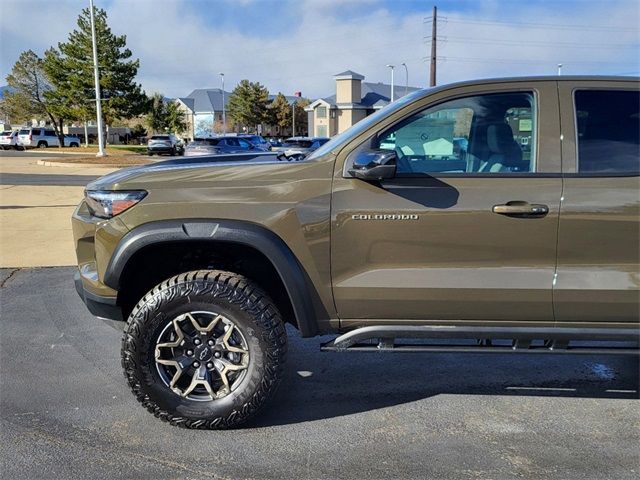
121,270,287,429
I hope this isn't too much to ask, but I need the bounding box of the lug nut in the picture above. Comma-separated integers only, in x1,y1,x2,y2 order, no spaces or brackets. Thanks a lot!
206,362,213,369
214,352,221,358
193,361,200,368
208,339,215,346
186,350,194,356
194,339,201,345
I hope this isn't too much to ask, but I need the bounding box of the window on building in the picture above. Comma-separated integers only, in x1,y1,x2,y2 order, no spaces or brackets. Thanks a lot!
316,106,327,118
378,92,535,174
575,90,639,173
317,125,328,137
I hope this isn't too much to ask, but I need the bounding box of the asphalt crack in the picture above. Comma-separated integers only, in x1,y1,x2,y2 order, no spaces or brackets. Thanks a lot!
0,268,21,288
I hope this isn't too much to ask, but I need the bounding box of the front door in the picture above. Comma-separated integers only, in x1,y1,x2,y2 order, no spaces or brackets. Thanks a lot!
331,82,563,326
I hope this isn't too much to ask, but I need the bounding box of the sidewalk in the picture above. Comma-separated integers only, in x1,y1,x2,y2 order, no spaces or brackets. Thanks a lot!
0,152,119,267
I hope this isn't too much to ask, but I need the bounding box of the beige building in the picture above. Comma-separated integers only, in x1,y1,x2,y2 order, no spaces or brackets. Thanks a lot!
305,70,420,137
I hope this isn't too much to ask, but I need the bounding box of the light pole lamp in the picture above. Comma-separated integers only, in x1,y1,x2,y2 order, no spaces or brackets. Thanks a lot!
386,64,395,102
401,62,408,96
219,73,226,134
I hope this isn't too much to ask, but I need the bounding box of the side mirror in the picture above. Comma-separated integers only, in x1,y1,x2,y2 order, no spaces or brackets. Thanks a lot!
348,149,397,181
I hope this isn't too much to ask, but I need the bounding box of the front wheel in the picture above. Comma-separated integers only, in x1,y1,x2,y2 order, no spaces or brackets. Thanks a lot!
121,270,287,429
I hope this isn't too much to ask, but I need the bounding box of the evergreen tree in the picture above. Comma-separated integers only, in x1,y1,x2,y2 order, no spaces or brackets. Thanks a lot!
227,80,269,132
144,93,186,135
4,50,64,140
293,98,310,136
43,6,147,144
268,93,292,132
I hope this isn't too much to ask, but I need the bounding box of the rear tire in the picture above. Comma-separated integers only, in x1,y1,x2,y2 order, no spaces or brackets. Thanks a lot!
38,141,47,148
121,270,287,429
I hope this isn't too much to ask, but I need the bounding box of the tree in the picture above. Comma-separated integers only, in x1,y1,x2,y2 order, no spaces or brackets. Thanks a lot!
43,6,147,145
293,98,310,136
144,93,186,135
4,50,64,140
227,80,269,132
166,101,187,135
267,93,292,132
144,93,167,133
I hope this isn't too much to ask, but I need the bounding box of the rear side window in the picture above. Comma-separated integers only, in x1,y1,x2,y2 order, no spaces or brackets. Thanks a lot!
19,129,29,135
45,130,56,136
575,90,639,173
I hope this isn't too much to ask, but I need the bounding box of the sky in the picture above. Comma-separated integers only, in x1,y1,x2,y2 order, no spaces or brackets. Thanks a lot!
1,0,638,100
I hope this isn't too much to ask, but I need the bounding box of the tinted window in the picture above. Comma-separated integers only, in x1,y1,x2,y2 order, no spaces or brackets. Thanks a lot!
150,135,170,140
19,129,29,135
45,130,56,136
32,129,42,136
575,90,639,173
379,92,535,174
238,139,251,148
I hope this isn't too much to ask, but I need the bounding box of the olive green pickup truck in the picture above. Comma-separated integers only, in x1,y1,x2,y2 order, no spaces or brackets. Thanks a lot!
73,76,639,429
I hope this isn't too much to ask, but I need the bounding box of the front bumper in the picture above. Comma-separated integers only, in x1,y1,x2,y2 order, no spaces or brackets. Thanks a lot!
74,270,123,322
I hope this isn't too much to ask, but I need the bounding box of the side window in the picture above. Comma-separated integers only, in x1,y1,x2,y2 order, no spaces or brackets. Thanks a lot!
45,130,56,136
226,138,239,147
32,129,42,136
238,139,251,148
378,92,535,174
575,90,639,173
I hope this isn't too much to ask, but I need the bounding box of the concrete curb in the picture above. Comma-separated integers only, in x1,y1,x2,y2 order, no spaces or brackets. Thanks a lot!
36,159,147,168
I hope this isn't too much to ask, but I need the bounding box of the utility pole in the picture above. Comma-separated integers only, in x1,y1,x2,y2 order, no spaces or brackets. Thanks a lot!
429,5,437,87
292,101,296,137
219,73,226,134
89,0,106,156
386,64,395,102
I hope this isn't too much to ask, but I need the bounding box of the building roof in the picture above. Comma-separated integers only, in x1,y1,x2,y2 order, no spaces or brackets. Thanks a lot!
334,70,365,80
178,89,303,113
179,88,231,113
318,81,421,109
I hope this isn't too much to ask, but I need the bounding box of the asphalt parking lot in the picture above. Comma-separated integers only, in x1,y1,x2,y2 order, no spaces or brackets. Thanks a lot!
1,266,638,479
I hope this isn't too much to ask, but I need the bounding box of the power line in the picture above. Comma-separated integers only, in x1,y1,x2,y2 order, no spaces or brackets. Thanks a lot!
444,18,637,32
436,55,629,66
432,36,637,49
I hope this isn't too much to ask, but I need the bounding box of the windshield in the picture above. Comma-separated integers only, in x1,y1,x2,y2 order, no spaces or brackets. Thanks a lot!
307,88,428,160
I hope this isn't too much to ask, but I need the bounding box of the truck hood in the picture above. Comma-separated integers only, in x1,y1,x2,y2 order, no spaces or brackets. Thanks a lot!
86,152,287,190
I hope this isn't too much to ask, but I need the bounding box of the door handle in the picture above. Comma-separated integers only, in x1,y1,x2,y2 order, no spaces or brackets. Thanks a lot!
492,201,549,217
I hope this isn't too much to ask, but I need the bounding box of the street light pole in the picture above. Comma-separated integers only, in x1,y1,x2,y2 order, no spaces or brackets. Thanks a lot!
401,62,408,96
89,0,105,157
386,64,395,102
292,101,296,137
557,63,563,76
219,73,226,134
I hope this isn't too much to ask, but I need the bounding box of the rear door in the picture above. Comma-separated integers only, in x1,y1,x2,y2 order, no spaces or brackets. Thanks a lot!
556,81,640,325
331,81,563,326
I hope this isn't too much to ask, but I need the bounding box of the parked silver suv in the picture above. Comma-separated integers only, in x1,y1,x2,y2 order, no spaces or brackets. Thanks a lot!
147,134,184,156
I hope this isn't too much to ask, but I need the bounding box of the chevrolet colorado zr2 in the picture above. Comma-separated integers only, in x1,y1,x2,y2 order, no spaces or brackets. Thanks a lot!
73,77,640,429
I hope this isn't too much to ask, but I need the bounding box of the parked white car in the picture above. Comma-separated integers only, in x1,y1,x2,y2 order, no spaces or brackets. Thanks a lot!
17,127,81,148
0,131,20,150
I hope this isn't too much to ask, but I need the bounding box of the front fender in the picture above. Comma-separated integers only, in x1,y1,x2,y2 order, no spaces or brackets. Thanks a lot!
104,219,326,337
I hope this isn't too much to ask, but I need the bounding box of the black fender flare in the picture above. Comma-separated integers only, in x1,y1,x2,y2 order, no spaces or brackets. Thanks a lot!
104,219,323,337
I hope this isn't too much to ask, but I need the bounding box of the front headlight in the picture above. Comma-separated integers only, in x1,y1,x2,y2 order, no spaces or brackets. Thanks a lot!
85,190,147,219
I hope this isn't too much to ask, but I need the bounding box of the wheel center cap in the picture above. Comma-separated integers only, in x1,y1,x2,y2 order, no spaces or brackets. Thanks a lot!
194,345,213,362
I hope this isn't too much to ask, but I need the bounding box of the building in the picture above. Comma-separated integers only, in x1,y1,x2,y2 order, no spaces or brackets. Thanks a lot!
305,70,421,137
176,88,230,140
176,88,302,139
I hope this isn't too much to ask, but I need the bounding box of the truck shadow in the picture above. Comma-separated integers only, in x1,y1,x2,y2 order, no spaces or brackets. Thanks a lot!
252,328,639,428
